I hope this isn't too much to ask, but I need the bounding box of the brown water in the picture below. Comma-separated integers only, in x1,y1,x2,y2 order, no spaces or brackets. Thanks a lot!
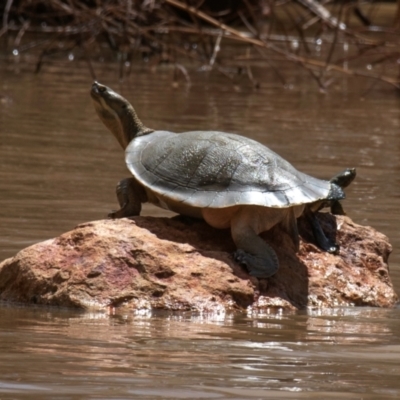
1,58,400,398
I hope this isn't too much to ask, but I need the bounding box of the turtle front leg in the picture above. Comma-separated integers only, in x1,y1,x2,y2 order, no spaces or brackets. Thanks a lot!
304,206,339,254
109,177,147,218
231,223,279,278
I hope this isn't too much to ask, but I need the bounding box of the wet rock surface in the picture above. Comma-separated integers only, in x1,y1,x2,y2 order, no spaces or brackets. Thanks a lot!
0,214,397,312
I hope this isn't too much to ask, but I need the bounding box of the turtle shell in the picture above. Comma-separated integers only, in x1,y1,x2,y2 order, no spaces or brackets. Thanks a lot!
125,130,344,208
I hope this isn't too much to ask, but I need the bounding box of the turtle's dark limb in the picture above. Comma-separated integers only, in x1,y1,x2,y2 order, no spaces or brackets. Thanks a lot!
304,206,339,254
109,177,147,218
231,225,279,278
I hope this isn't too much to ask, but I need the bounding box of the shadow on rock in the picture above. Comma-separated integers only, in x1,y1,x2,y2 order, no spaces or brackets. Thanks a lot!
135,215,310,309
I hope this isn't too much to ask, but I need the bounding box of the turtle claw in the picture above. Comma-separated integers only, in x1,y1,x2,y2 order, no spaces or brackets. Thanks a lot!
234,249,278,278
326,243,340,254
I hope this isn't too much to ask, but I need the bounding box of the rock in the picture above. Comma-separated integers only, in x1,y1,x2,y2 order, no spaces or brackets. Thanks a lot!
0,214,397,312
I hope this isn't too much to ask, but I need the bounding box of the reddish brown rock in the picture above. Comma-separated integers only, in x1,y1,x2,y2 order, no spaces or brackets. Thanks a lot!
0,214,397,312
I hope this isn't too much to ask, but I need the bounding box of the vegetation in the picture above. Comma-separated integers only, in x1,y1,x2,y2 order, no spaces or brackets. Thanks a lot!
1,0,399,89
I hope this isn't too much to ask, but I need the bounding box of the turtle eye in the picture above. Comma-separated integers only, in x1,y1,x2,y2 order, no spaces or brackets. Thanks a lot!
98,86,106,93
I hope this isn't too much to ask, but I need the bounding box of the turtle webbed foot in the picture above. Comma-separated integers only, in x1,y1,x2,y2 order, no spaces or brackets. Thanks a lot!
234,248,279,278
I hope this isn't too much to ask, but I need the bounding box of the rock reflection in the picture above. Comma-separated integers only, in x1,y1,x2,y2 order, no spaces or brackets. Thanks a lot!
248,308,395,344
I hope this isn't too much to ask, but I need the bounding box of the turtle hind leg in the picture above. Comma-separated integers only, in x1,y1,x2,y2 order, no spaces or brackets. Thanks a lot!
304,206,339,254
231,223,279,278
234,246,278,278
109,177,147,218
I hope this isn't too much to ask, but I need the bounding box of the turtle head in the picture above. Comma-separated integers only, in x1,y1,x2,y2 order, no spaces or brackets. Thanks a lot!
90,82,152,149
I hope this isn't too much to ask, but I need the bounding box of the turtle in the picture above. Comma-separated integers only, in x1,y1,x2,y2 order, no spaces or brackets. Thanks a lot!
90,81,355,279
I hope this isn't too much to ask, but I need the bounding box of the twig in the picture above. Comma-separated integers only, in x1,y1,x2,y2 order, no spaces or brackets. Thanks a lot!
208,31,222,68
2,0,399,90
321,1,345,79
296,0,346,30
14,20,30,47
164,0,399,88
0,0,15,38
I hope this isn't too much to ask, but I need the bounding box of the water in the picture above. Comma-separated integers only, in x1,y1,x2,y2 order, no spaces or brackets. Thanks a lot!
0,306,399,399
1,58,400,398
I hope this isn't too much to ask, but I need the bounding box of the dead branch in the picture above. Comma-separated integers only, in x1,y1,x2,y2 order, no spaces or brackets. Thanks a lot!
1,0,399,90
